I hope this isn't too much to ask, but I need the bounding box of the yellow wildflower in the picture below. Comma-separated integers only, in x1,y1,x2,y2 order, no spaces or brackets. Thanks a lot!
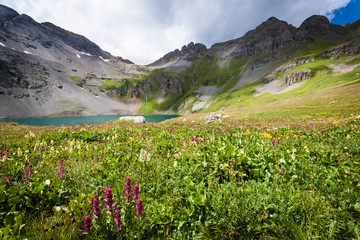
262,133,272,138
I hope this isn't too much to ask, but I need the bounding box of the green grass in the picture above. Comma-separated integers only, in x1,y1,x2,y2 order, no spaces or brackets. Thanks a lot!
206,54,360,114
138,97,159,114
69,75,83,85
1,107,360,238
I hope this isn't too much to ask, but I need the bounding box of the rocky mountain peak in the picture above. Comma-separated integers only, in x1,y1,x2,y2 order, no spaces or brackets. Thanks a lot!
0,4,19,27
149,41,207,66
41,22,110,58
298,15,330,37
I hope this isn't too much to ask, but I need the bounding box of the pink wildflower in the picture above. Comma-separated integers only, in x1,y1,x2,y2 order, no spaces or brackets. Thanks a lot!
136,199,144,217
115,210,123,231
132,184,140,200
6,176,13,186
23,163,34,181
125,177,132,197
280,166,286,174
105,188,116,211
92,195,102,216
59,160,66,178
84,216,92,233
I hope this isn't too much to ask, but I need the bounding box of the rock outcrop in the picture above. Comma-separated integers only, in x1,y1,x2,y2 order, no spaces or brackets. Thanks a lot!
322,38,360,59
200,112,228,123
150,42,207,66
119,116,146,123
274,57,315,73
284,69,312,86
264,74,278,83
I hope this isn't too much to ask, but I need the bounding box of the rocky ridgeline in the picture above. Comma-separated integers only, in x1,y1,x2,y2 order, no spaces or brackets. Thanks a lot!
322,38,360,59
274,57,315,73
150,42,207,66
284,69,312,86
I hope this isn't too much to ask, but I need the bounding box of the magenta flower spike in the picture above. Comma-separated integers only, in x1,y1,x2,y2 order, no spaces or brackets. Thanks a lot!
28,163,34,176
84,216,92,233
132,184,140,199
59,160,66,178
115,210,123,231
105,188,116,211
136,199,144,217
92,194,102,216
125,177,132,197
280,166,286,173
6,176,13,186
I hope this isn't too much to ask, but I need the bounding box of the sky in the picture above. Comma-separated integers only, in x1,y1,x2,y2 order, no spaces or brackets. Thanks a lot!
0,0,358,65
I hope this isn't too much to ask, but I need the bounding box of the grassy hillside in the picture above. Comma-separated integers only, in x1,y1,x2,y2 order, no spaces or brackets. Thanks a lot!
113,38,360,115
208,54,360,113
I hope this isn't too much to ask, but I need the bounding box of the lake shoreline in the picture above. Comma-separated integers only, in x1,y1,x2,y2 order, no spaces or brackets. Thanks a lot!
1,114,180,126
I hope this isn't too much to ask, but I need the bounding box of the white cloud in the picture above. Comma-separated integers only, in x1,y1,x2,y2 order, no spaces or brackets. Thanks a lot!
0,0,352,64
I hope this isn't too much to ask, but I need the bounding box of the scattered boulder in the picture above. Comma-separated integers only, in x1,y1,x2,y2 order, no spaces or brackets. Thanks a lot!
284,69,312,86
264,74,278,83
200,112,228,123
119,116,146,123
275,57,315,73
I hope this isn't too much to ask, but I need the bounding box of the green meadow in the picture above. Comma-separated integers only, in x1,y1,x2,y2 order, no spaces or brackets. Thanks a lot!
1,93,360,239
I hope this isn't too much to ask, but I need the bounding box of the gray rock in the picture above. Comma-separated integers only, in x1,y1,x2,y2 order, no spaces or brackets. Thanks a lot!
200,112,228,123
119,116,146,123
264,74,277,83
284,69,312,86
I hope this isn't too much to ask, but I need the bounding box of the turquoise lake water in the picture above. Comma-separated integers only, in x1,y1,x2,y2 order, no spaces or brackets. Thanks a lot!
2,115,180,126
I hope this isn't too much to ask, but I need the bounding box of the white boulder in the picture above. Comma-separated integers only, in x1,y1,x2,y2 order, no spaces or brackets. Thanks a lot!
119,116,146,123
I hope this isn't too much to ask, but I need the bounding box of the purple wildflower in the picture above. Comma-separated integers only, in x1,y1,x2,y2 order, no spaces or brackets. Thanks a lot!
136,199,144,217
272,139,276,145
115,210,123,231
280,166,286,174
331,139,334,144
23,164,34,181
23,168,30,181
6,176,13,186
92,195,102,216
277,138,280,144
28,163,34,176
125,177,132,198
59,160,66,178
132,184,140,200
105,188,116,211
84,216,92,233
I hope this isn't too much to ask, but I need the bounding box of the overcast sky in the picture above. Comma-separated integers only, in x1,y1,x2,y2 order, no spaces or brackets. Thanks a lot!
0,0,355,64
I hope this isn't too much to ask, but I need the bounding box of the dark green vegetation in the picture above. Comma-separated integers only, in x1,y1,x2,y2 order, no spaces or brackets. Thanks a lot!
1,102,360,239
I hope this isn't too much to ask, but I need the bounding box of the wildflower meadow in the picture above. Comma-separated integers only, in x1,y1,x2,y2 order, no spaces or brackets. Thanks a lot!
0,113,359,239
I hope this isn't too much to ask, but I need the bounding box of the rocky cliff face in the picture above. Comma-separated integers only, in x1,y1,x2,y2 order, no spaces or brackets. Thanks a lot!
150,42,207,67
153,15,359,68
284,69,312,86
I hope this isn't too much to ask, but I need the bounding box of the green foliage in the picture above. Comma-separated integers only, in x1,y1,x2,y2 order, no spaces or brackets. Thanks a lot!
0,111,360,239
69,75,84,86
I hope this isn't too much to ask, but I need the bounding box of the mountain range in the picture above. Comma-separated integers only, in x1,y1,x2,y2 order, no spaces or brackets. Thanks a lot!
0,4,359,118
